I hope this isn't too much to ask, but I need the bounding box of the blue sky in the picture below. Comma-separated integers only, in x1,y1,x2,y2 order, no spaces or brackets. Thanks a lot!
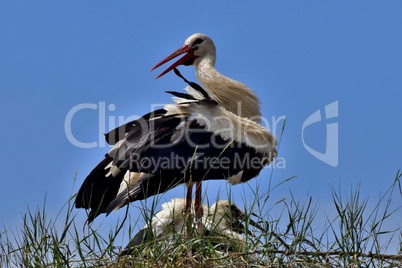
1,1,401,252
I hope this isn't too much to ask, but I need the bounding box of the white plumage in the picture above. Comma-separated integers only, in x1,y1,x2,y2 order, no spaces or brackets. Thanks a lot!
119,198,263,256
75,34,277,229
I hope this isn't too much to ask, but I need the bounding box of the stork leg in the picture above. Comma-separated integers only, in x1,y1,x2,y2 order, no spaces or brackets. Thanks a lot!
185,183,193,212
184,183,194,238
194,181,203,235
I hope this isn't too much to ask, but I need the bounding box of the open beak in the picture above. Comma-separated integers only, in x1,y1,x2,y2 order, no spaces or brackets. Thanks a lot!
151,45,198,79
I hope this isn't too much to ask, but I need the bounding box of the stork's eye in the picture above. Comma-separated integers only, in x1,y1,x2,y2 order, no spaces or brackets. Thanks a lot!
192,38,204,46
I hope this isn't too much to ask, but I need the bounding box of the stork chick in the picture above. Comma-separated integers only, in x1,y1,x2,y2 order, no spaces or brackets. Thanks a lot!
119,198,263,256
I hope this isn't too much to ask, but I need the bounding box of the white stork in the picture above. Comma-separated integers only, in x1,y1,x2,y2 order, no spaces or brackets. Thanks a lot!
152,33,262,122
119,198,264,256
150,33,268,222
74,33,277,227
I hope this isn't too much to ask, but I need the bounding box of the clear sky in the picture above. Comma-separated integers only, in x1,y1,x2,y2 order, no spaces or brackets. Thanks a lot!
1,1,401,253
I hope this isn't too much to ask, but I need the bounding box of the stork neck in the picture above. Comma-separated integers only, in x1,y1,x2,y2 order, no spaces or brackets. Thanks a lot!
195,59,262,122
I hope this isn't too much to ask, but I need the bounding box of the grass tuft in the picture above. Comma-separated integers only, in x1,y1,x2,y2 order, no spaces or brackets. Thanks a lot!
1,170,401,267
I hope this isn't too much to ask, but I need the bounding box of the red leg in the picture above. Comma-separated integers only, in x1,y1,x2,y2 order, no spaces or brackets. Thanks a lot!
194,181,203,234
185,183,194,238
185,183,193,212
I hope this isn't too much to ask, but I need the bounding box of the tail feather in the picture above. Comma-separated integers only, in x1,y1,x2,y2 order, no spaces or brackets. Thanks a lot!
74,155,125,222
105,173,184,215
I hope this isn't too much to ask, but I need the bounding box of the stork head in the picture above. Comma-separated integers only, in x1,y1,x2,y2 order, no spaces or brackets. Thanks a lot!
151,33,216,79
210,200,265,235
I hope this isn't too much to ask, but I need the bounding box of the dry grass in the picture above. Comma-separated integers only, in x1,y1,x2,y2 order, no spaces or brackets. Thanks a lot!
1,170,401,267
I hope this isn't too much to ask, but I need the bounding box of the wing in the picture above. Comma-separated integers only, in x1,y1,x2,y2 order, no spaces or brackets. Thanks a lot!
105,97,276,213
74,70,216,222
105,108,167,145
75,70,277,222
74,155,125,222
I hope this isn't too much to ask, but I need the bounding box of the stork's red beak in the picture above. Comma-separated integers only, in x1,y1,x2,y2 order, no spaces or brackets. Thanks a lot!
151,45,198,79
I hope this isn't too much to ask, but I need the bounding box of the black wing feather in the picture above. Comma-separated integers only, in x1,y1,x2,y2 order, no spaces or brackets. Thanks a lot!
105,108,167,145
105,119,265,214
165,91,197,100
76,72,267,223
74,155,125,222
173,68,211,99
